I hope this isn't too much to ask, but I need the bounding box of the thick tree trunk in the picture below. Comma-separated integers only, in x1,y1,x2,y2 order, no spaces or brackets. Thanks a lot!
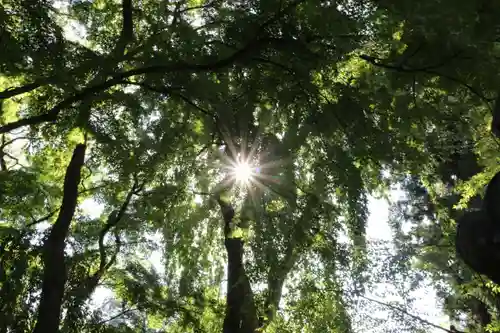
33,144,86,333
217,197,258,333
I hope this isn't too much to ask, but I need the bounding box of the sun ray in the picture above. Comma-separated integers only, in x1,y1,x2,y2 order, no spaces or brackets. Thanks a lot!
256,158,289,170
251,177,286,198
217,130,291,197
253,173,282,184
233,161,253,183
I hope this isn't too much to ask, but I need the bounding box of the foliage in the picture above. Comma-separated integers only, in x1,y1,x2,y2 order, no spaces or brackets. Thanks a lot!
2,0,500,332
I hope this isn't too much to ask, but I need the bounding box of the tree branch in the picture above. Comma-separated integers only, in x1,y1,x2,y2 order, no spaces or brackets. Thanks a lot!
0,89,87,134
121,80,182,96
0,0,133,101
360,295,453,333
62,179,140,331
0,0,305,134
0,50,102,101
97,180,139,271
0,79,55,100
179,0,218,14
25,209,59,229
97,307,138,325
132,81,219,125
112,0,134,57
359,54,492,104
0,136,28,148
0,135,6,171
174,92,217,118
0,54,239,134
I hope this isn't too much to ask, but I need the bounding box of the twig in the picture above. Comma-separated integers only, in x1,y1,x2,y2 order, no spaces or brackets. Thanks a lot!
359,54,492,104
360,295,453,333
178,0,218,14
0,136,28,148
97,307,138,325
97,180,139,271
25,209,59,228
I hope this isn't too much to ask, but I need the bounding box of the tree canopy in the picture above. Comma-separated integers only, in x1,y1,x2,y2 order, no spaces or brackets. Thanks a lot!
2,0,500,332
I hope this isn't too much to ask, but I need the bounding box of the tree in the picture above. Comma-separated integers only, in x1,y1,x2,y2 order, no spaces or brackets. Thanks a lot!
2,0,500,332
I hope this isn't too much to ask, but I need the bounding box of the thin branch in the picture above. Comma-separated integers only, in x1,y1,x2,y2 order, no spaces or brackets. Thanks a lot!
174,92,216,118
398,43,425,65
194,18,232,32
360,295,453,333
1,136,28,148
0,78,55,100
63,181,137,324
207,39,297,74
0,135,6,171
78,183,112,195
412,75,418,107
132,79,219,121
251,56,295,74
359,54,492,104
259,0,305,32
4,152,26,169
121,80,182,96
191,190,212,196
362,50,462,73
179,0,218,14
97,307,138,325
97,180,139,271
104,230,121,271
25,209,59,228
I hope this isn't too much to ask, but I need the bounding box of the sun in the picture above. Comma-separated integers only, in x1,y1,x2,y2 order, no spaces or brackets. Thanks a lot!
232,161,254,184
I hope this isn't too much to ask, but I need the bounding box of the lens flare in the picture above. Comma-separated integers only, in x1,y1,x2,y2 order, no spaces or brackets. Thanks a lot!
233,161,253,183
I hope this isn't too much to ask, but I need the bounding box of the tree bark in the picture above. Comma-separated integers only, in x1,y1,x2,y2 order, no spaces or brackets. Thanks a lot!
33,144,86,333
491,91,500,138
217,196,258,333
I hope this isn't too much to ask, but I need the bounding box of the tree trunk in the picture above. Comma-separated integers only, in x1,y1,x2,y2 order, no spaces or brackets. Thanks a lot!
217,197,258,333
33,144,86,333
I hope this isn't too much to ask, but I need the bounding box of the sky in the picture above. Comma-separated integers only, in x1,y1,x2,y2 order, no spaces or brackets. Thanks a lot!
365,195,449,332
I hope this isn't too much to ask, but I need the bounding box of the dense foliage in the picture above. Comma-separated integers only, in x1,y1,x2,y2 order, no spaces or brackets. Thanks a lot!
2,0,500,332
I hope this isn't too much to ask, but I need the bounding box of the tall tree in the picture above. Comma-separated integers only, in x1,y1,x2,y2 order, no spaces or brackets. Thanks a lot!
2,0,500,332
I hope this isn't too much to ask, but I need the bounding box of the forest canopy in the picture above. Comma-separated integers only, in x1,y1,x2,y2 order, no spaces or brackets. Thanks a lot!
2,0,500,332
